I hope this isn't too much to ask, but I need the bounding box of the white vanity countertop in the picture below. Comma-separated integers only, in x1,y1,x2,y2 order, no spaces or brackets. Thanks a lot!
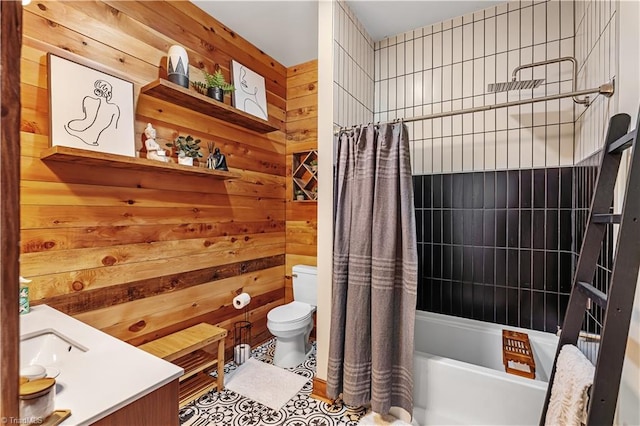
20,305,184,425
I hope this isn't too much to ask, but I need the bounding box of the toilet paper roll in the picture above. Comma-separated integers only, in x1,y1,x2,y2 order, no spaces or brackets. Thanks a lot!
233,292,251,309
234,343,251,364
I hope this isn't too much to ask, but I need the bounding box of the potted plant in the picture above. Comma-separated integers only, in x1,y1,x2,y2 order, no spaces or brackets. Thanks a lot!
192,69,235,102
166,135,202,166
309,159,318,173
295,190,305,201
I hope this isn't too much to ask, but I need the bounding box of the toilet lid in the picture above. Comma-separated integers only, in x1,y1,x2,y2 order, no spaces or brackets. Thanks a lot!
268,301,313,323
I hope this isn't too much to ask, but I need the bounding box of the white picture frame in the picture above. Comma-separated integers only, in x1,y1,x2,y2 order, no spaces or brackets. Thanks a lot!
48,53,135,157
231,60,268,120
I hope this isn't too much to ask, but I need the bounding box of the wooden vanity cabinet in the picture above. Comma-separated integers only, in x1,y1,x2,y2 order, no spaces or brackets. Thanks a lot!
92,380,179,426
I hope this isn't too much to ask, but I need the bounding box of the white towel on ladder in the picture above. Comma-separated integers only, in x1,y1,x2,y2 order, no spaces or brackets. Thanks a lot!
545,344,595,426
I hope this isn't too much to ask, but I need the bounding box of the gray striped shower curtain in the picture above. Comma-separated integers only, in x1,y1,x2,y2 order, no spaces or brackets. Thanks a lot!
327,122,418,417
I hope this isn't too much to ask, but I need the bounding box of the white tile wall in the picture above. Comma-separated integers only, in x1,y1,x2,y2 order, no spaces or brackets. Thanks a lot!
334,0,617,172
333,0,374,128
373,0,576,175
574,0,617,162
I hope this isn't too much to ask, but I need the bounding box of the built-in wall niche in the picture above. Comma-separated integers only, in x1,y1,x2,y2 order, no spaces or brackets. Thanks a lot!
292,150,318,201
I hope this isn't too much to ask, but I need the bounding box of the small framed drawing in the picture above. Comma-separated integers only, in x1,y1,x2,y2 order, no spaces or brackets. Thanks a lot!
48,53,135,157
231,60,268,121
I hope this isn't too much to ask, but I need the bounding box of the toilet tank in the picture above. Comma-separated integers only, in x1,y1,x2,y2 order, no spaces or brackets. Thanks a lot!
292,265,317,306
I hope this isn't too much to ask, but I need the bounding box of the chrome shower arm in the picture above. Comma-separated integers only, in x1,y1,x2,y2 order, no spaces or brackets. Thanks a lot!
510,56,578,81
511,56,589,105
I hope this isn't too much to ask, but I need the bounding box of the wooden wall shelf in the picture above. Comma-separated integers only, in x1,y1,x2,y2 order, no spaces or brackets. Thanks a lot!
140,79,278,134
41,146,239,180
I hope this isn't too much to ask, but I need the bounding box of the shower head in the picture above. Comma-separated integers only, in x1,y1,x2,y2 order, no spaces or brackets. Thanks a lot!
487,78,545,93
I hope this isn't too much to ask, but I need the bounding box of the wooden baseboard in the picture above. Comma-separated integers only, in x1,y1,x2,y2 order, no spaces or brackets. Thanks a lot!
310,377,333,404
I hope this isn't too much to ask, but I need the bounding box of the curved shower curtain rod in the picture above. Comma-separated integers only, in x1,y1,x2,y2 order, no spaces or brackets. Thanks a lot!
334,79,615,136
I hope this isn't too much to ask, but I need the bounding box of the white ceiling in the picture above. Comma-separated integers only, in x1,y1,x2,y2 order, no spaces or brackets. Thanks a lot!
191,1,504,67
192,1,319,67
346,1,505,41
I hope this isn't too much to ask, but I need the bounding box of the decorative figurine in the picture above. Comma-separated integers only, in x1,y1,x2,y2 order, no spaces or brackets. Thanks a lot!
144,123,169,162
205,142,228,171
213,147,228,171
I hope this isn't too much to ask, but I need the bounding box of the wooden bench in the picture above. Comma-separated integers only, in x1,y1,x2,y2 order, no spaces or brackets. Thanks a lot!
139,323,227,407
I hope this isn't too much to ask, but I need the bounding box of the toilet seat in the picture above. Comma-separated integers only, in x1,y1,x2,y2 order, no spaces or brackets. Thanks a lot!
267,301,314,324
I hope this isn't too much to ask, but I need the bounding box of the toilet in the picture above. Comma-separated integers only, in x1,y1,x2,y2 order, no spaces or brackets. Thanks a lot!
267,264,317,368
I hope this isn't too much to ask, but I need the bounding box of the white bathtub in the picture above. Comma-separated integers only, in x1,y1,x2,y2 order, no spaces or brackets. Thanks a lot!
412,311,559,425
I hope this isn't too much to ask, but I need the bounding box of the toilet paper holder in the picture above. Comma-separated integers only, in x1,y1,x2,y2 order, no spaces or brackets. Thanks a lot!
233,292,251,310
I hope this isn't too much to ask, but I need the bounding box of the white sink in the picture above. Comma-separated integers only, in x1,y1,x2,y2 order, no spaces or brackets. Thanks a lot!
21,329,88,368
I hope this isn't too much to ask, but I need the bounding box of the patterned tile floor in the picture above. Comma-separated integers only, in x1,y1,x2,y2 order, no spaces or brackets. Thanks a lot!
179,339,367,426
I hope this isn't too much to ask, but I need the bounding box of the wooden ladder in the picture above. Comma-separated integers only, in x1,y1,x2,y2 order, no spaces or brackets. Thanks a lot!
539,109,640,425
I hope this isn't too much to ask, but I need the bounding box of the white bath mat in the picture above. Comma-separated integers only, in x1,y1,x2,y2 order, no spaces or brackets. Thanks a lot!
225,358,308,411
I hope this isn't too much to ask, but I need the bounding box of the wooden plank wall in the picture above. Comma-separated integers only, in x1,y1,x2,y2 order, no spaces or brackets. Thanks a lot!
19,0,289,357
285,61,318,301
